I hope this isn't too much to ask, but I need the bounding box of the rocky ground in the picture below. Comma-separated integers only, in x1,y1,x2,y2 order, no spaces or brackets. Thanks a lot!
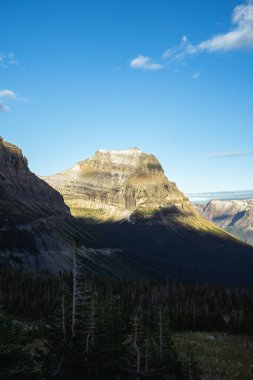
174,332,253,380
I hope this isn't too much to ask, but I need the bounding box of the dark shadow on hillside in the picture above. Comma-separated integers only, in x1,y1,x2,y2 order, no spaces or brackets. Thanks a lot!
76,206,253,288
228,210,247,226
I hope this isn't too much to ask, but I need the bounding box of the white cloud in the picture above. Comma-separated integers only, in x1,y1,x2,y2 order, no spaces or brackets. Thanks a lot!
129,55,163,71
162,2,253,63
189,3,253,53
162,36,188,62
209,151,253,158
129,3,253,73
0,89,27,111
0,89,16,99
0,102,9,112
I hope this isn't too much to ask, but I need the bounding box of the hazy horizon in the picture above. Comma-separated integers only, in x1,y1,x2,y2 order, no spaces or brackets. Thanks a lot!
188,189,253,203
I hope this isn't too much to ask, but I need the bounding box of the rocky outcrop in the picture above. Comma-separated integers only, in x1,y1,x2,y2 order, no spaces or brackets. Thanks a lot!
0,138,139,277
4,139,253,285
42,148,189,221
196,199,253,246
0,138,68,214
43,147,253,287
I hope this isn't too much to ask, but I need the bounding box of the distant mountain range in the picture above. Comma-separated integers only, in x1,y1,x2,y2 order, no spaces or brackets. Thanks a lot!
196,199,253,247
188,190,253,204
188,191,253,247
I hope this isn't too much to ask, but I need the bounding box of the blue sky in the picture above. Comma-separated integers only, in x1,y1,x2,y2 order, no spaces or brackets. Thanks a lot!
1,0,253,193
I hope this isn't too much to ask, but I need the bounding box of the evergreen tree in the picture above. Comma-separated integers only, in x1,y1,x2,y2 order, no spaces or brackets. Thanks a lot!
0,311,43,380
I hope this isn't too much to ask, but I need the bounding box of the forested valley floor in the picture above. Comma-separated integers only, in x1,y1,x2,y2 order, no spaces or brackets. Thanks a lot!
1,266,253,380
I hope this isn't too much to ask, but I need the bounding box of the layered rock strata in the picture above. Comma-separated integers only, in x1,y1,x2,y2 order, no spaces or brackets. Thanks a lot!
43,147,253,287
42,148,189,221
196,199,253,246
0,138,138,277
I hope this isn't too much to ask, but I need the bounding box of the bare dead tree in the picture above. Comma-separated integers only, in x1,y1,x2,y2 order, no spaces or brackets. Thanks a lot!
159,309,163,360
50,357,63,378
61,291,67,342
133,314,141,380
71,239,77,338
144,337,149,374
71,239,90,338
188,354,193,380
85,298,96,355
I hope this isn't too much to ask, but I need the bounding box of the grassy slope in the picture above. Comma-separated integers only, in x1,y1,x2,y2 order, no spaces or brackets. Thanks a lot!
174,332,253,380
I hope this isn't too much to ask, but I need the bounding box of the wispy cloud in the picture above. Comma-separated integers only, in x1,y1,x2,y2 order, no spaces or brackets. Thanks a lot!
129,2,253,72
0,102,10,112
0,89,27,111
163,2,253,62
209,151,253,158
129,55,163,71
0,52,18,68
187,2,253,53
192,71,201,79
0,53,26,111
0,89,16,99
162,35,189,62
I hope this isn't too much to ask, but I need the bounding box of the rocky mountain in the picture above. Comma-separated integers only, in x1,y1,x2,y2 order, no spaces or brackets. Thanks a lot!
42,148,187,221
0,138,141,277
43,148,253,287
196,199,253,246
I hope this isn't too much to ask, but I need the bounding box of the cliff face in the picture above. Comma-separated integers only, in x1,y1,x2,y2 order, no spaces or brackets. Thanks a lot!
0,138,139,277
196,199,253,246
0,138,68,214
43,147,253,287
42,148,189,221
4,140,253,285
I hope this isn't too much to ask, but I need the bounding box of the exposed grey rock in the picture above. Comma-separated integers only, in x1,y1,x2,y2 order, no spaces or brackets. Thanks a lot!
0,138,140,277
42,147,253,287
42,148,191,221
196,199,253,246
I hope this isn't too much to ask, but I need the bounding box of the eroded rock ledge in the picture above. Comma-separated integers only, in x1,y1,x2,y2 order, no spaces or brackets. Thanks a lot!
42,147,189,221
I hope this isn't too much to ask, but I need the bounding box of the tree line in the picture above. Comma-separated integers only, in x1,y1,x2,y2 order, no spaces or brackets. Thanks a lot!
1,247,253,379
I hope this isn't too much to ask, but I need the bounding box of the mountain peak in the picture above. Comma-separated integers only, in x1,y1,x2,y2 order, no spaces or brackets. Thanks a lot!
0,137,28,173
93,147,143,164
2,138,253,286
41,145,253,287
97,147,142,154
0,137,142,276
42,147,187,221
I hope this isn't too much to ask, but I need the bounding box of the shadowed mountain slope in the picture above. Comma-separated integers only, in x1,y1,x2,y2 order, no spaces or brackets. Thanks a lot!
0,138,143,278
43,148,253,287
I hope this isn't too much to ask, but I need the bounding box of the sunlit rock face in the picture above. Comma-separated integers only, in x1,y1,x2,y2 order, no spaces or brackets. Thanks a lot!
196,199,253,246
3,139,253,285
0,138,138,277
42,148,189,221
41,146,253,287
